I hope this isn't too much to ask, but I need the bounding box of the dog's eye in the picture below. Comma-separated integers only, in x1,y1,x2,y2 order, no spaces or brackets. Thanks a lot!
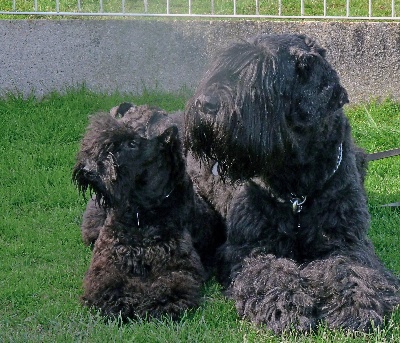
127,141,139,150
195,96,220,115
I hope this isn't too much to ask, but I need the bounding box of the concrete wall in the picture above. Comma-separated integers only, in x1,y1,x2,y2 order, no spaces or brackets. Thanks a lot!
1,20,400,103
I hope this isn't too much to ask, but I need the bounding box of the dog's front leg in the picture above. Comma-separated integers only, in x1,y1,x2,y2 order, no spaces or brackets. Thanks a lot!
81,228,206,321
80,228,141,319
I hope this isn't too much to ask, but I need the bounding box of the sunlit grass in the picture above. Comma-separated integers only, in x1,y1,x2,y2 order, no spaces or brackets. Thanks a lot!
0,87,399,342
1,0,399,17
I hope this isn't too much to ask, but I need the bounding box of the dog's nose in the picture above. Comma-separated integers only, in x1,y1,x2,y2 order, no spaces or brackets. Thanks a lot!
329,85,349,110
82,166,98,180
338,87,349,106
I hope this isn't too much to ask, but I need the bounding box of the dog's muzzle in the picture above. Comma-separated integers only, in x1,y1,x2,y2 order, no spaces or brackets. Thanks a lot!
80,166,100,182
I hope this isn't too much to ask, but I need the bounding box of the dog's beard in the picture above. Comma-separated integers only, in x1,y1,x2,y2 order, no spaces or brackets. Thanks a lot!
73,152,119,208
186,100,288,182
73,170,113,208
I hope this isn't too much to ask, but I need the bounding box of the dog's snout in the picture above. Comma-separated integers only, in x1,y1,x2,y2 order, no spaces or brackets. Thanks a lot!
82,165,98,180
338,87,349,106
329,85,349,110
82,165,92,173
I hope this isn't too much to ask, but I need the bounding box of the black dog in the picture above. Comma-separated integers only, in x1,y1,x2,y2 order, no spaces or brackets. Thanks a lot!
185,33,400,333
73,104,224,320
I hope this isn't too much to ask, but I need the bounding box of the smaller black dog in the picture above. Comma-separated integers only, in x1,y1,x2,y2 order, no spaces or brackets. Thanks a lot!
73,104,224,320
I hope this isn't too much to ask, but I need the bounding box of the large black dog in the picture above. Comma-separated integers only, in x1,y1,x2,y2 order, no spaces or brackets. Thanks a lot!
184,33,400,333
73,104,224,320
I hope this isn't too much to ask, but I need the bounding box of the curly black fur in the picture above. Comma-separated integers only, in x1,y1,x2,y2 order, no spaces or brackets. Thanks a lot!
73,104,224,320
184,33,400,333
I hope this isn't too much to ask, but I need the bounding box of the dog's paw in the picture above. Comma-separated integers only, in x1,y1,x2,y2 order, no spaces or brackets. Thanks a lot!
321,307,385,332
146,271,203,319
302,255,400,332
235,287,316,333
231,254,317,333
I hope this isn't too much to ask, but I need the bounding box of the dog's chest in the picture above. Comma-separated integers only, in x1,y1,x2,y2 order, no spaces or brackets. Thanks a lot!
229,183,344,261
100,228,179,276
115,239,177,276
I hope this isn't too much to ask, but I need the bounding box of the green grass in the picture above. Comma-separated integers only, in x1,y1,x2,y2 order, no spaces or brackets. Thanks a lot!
0,87,399,342
0,0,399,18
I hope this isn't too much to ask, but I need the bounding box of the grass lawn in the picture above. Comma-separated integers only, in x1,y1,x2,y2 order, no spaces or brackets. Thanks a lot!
0,87,399,342
0,0,399,17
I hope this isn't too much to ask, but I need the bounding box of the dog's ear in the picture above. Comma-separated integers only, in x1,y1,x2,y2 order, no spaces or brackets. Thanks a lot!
159,126,179,145
111,102,135,119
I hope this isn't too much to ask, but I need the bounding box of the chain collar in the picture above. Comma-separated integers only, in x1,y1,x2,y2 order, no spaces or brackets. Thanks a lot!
211,143,343,216
288,142,342,214
251,143,343,215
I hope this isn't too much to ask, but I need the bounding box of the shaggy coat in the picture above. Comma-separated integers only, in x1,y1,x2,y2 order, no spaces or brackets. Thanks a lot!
184,33,400,333
73,104,224,320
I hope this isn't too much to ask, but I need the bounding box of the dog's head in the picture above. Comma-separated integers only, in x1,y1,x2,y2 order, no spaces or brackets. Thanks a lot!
73,105,183,209
185,34,348,183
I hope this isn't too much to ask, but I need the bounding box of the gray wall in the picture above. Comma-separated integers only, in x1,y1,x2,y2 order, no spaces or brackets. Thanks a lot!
1,20,400,103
